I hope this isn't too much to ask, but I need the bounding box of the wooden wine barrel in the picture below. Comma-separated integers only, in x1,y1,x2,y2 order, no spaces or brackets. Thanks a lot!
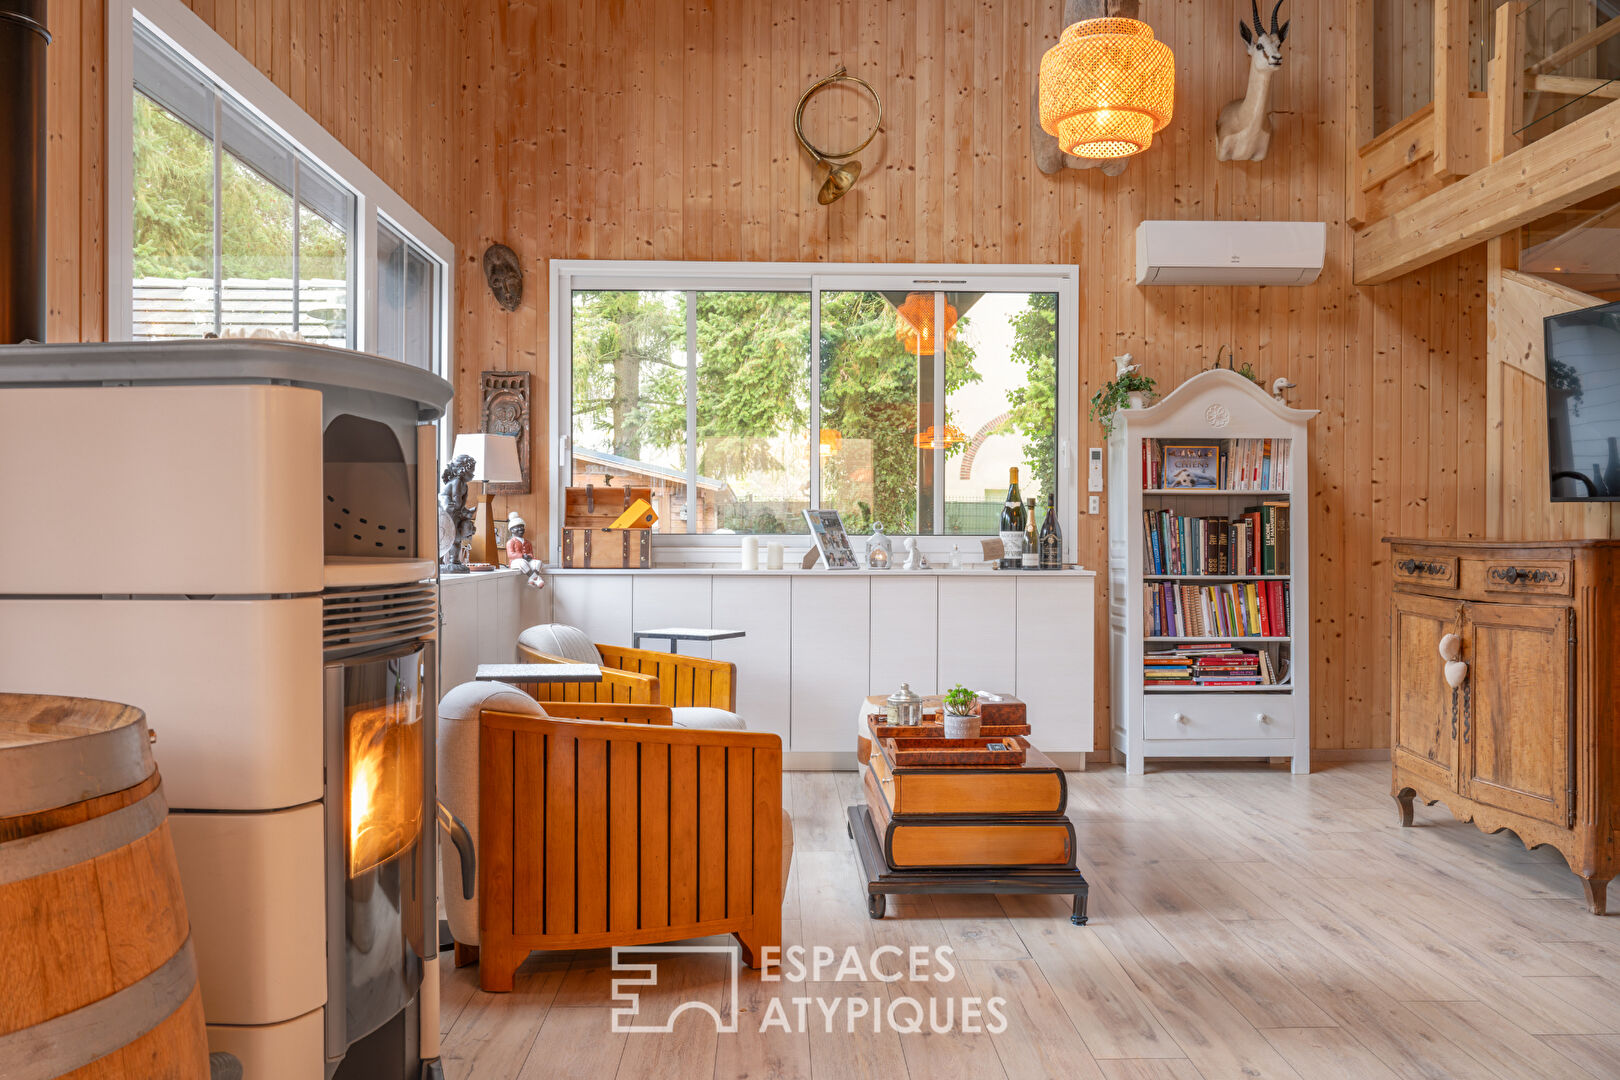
0,693,210,1080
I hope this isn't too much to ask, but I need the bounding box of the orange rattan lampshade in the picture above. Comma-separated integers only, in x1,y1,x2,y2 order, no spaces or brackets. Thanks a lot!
1038,17,1175,159
894,292,958,354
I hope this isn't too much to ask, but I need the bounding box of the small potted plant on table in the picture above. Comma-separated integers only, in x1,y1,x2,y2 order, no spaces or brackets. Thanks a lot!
942,684,980,739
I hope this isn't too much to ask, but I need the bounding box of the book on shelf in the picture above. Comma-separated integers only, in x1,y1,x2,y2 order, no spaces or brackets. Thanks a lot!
1142,437,1291,491
1143,580,1290,638
1142,505,1290,576
1143,644,1279,688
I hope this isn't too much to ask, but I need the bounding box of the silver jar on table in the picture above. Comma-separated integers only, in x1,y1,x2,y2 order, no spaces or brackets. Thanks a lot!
885,682,923,726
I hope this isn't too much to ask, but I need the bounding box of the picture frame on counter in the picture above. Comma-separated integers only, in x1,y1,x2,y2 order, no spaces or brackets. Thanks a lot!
803,509,859,569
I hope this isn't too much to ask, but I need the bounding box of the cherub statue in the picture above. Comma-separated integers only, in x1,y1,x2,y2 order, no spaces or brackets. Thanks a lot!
1114,352,1138,379
505,512,545,589
438,454,478,574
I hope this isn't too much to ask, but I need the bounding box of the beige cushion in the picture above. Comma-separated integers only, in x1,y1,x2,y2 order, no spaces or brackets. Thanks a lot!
517,623,602,664
437,680,547,947
671,706,746,731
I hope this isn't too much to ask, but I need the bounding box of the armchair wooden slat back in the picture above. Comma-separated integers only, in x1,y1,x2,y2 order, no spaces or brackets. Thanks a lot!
474,708,782,992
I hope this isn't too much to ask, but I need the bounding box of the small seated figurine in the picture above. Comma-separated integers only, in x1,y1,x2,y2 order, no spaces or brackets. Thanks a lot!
505,512,545,589
903,536,930,571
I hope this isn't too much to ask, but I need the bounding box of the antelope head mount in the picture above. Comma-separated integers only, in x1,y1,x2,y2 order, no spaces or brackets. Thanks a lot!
1216,0,1290,162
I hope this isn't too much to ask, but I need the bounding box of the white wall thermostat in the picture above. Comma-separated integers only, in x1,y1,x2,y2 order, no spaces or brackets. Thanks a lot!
1088,447,1104,493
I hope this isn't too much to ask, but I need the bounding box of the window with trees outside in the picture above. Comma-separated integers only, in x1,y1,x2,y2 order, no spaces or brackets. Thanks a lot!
123,12,448,374
557,264,1077,547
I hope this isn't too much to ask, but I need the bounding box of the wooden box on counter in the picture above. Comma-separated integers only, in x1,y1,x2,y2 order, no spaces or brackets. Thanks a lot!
559,484,653,569
1386,537,1620,913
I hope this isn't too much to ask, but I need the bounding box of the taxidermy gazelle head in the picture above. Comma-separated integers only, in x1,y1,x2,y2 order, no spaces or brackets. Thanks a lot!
1239,0,1289,70
1217,0,1290,162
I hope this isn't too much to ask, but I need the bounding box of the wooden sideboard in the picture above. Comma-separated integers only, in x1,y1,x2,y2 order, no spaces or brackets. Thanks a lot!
1386,538,1620,914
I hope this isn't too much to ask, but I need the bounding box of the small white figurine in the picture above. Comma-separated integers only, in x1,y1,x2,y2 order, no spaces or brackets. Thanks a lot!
504,512,545,589
903,536,930,571
1114,352,1138,379
1271,376,1297,403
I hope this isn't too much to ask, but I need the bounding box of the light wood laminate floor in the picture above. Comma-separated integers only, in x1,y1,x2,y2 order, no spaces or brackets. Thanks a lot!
438,761,1620,1079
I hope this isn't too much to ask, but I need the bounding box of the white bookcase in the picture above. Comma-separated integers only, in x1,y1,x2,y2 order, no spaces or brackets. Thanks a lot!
1107,369,1317,774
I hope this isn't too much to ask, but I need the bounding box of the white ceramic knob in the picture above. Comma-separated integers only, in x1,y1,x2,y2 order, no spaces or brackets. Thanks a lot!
1257,713,1270,724
1174,713,1188,724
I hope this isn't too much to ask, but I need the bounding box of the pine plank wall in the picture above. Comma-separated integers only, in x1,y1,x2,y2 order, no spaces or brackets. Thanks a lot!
43,0,1489,756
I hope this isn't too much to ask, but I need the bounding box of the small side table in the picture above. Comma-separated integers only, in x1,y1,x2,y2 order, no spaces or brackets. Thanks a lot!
631,627,746,654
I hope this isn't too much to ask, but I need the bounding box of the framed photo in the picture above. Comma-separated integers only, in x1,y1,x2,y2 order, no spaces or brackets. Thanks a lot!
1162,444,1220,488
802,509,859,569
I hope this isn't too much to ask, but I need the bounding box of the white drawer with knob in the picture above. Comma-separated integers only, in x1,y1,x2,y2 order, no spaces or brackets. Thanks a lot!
1143,694,1296,741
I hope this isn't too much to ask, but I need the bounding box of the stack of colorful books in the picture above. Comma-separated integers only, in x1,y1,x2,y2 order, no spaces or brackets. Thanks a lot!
1143,505,1291,576
1142,438,1292,491
1143,645,1279,687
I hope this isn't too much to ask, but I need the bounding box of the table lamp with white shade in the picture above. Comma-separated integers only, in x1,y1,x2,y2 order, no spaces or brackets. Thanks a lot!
450,433,523,565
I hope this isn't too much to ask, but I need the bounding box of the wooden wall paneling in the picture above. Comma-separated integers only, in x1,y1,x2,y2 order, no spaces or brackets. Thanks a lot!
51,0,1499,755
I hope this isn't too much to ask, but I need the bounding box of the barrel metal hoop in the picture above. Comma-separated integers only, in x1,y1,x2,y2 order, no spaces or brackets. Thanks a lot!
0,11,52,43
0,935,196,1080
0,718,153,818
0,786,167,887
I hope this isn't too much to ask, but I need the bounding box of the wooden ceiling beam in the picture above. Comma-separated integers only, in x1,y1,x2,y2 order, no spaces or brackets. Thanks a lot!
1354,97,1620,285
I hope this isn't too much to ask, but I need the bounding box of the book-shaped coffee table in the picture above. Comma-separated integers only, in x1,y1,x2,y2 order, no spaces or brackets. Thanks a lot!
849,718,1089,924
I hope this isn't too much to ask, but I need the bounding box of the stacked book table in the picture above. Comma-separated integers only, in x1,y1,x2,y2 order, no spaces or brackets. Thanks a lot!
849,710,1089,924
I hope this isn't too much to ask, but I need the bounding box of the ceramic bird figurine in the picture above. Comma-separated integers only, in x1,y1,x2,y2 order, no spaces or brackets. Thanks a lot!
1271,377,1296,403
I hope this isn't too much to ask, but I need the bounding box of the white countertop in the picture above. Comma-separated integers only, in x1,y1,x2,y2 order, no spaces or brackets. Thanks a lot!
540,565,1096,577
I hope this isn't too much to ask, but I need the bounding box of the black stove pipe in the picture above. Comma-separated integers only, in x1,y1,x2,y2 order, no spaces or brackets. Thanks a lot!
0,1,49,345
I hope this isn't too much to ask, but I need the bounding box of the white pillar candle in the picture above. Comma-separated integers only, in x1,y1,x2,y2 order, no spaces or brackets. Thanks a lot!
741,535,759,570
766,541,784,570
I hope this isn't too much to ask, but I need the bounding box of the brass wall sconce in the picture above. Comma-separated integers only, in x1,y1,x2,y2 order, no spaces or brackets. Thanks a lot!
794,66,883,205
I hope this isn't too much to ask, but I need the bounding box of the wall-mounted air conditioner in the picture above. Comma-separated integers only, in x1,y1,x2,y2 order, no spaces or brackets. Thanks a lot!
1135,220,1327,286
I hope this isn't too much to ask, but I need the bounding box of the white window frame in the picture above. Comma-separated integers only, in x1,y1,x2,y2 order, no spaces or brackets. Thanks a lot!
106,0,453,377
550,260,1080,560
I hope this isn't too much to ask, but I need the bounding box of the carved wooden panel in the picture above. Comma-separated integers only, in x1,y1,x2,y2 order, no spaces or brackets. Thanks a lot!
1481,560,1573,596
481,371,531,496
1394,555,1459,589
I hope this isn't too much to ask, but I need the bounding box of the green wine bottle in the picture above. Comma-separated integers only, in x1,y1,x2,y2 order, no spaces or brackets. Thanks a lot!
998,467,1026,567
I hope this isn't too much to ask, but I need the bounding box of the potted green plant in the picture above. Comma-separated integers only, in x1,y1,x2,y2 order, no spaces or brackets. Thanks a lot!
1090,354,1157,438
942,684,980,739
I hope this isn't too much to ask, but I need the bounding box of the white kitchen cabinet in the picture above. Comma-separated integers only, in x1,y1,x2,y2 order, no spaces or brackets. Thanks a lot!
711,576,793,744
937,577,1018,696
542,567,1096,762
440,568,552,690
549,572,633,646
1016,574,1095,752
790,575,872,752
631,574,716,658
868,575,939,697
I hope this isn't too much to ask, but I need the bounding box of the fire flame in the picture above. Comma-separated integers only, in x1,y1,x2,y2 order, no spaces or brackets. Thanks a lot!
347,702,422,878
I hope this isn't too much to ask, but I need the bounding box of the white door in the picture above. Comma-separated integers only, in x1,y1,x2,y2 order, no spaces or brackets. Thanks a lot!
789,575,871,752
937,577,1018,697
712,576,792,744
869,575,938,697
1016,574,1095,752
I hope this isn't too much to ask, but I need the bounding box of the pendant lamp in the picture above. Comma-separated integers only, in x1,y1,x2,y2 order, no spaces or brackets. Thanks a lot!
894,292,958,355
1038,15,1175,159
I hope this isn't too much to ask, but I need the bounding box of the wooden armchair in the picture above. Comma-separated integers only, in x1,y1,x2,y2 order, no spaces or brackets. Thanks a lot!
517,630,736,712
441,686,784,993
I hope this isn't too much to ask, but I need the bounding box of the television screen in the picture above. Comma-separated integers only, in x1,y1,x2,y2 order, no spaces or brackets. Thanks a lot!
1547,299,1620,502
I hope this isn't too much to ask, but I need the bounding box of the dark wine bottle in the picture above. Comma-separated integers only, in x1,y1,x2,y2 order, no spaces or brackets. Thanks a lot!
998,468,1026,567
1023,498,1039,568
1039,493,1063,569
